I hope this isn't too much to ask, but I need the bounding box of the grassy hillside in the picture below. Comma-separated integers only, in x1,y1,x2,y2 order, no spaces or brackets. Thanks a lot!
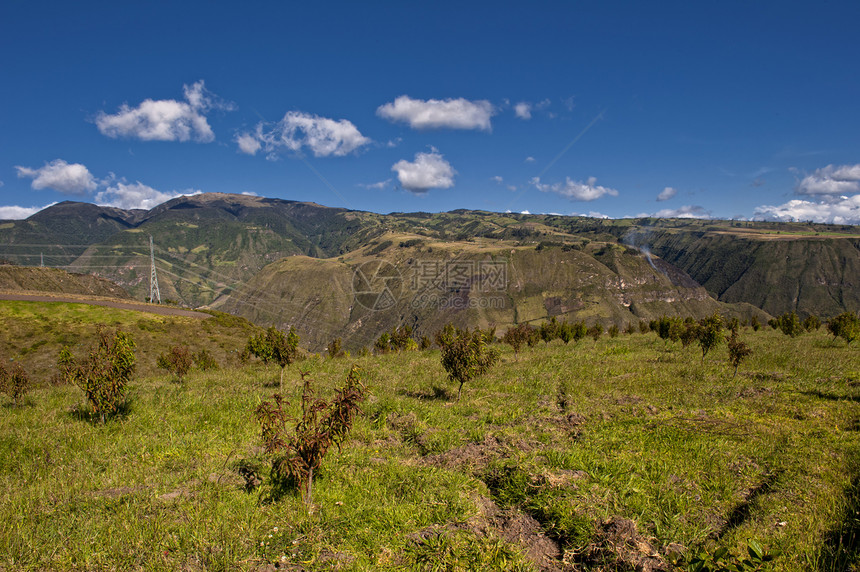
1,194,858,320
1,318,858,570
215,233,770,352
0,266,132,299
0,300,260,381
645,231,860,318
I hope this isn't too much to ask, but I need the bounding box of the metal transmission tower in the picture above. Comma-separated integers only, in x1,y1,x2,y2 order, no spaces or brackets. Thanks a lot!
149,235,161,304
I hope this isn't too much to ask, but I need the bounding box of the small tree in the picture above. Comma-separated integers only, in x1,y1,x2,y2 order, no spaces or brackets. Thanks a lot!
156,345,193,382
572,321,588,342
725,316,740,334
254,366,366,505
803,314,821,332
503,323,534,359
727,331,752,378
680,322,700,348
59,328,136,423
655,316,684,345
539,317,560,344
193,348,218,371
374,332,391,354
245,326,300,386
777,311,804,338
558,321,575,344
696,313,724,364
608,324,620,338
588,323,603,342
389,325,415,352
327,338,344,359
750,315,761,331
0,361,31,406
437,324,498,401
827,312,860,345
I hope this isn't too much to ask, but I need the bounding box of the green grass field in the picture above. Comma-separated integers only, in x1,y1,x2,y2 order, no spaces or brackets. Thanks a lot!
1,317,858,570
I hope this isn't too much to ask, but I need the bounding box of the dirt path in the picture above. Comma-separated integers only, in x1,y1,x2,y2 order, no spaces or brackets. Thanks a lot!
0,292,210,319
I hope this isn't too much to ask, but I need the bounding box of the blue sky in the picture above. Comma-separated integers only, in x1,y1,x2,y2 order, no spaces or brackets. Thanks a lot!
2,0,860,223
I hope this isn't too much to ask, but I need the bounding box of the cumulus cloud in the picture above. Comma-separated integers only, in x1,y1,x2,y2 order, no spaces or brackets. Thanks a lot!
796,163,860,196
754,195,860,225
0,204,55,220
514,102,532,120
95,181,200,210
525,156,536,163
237,111,370,158
15,159,97,194
656,186,677,201
391,150,456,193
531,176,619,202
95,80,232,142
491,175,504,184
235,133,262,155
377,95,495,131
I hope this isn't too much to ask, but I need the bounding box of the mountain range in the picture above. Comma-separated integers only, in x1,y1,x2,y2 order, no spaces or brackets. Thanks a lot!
2,193,858,350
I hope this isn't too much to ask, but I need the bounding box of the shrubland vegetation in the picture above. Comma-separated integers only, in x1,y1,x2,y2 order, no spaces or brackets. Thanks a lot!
0,359,31,406
1,300,859,570
57,327,136,424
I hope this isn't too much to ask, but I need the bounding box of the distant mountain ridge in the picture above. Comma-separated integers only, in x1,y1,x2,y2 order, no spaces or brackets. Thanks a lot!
1,193,858,350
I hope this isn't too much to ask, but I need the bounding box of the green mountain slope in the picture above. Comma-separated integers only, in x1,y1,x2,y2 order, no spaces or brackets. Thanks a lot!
0,265,132,299
641,229,860,318
213,233,769,351
1,193,857,331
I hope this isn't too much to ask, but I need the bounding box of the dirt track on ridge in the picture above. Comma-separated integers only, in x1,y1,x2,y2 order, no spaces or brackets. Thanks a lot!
0,292,210,319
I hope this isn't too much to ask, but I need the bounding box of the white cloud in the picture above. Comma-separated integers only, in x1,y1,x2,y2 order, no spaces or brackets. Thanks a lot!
358,179,392,190
514,102,532,120
0,203,55,220
391,150,456,193
377,95,495,131
238,111,370,158
95,80,231,142
754,194,860,224
531,176,619,202
491,175,504,184
15,159,97,194
796,163,860,196
95,181,200,210
520,210,531,215
235,133,262,155
651,205,711,219
656,186,677,201
525,156,536,163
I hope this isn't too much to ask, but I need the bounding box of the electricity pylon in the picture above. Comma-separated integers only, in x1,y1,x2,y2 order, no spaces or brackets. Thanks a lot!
149,235,161,304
